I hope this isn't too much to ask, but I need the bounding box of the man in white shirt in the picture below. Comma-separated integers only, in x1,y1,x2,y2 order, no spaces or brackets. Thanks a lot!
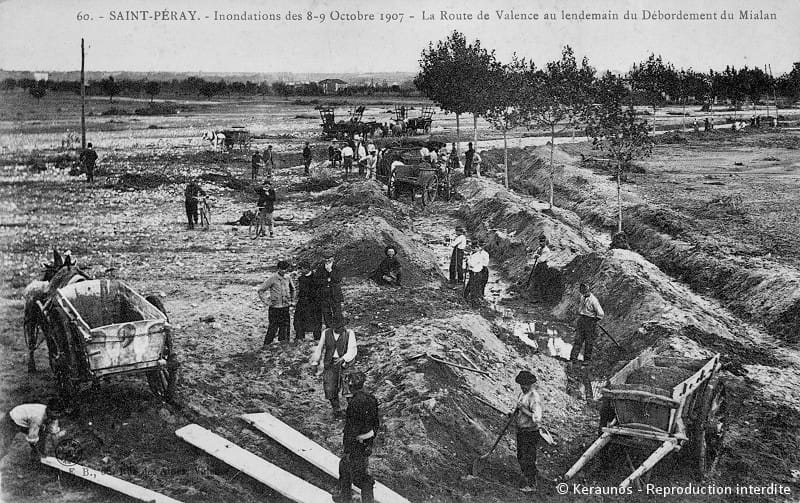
570,283,605,365
449,226,467,284
1,399,65,461
526,235,552,300
464,241,489,305
341,144,355,179
514,371,543,493
365,151,377,180
310,320,358,416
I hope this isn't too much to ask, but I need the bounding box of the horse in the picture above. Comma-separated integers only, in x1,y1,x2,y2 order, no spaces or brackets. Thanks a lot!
201,130,226,150
390,120,405,137
23,249,89,373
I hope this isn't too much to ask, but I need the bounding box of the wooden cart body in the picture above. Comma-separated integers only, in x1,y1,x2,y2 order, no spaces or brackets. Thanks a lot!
221,127,251,150
564,351,723,488
40,279,176,400
376,147,448,206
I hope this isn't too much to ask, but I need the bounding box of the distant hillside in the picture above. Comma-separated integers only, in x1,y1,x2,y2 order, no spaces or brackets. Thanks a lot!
0,70,417,84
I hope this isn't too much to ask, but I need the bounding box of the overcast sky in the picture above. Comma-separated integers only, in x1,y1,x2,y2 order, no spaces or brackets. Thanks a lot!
1,0,798,75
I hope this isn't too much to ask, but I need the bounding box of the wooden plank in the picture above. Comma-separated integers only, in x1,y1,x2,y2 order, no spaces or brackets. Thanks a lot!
175,424,332,503
242,412,409,503
40,456,184,503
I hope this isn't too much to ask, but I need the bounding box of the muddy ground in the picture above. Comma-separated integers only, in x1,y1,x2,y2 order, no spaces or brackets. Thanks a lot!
1,92,799,503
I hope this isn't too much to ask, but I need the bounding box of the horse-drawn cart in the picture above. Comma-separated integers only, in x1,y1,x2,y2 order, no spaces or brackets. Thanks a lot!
376,146,450,206
563,351,725,488
33,278,178,403
221,127,252,151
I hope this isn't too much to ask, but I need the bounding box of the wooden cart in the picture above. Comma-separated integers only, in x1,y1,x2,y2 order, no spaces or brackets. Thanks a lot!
563,351,725,488
221,127,252,151
37,279,178,402
376,146,446,206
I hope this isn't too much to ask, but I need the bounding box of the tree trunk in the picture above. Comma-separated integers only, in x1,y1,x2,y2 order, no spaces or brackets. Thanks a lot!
473,114,478,145
456,113,460,148
682,98,686,131
652,105,657,135
503,129,509,189
617,161,623,233
549,124,555,209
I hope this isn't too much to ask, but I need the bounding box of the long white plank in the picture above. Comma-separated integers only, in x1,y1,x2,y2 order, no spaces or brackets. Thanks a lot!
40,456,184,503
175,424,332,503
241,412,409,503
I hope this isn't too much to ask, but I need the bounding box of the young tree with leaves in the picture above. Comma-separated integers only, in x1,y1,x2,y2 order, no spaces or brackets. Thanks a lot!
483,58,526,189
629,54,677,134
584,72,653,234
100,76,121,103
522,46,595,208
29,81,46,103
144,81,161,102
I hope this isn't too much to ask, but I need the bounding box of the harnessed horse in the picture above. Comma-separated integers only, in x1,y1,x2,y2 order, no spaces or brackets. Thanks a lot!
23,249,88,372
201,130,226,150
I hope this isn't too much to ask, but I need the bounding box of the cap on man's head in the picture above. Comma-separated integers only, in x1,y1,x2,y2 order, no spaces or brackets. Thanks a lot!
515,370,537,386
334,317,347,330
277,260,290,270
87,142,93,148
297,260,311,270
47,397,68,417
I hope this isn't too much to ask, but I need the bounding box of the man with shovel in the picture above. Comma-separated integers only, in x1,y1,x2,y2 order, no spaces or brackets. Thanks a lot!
514,370,543,493
570,283,605,366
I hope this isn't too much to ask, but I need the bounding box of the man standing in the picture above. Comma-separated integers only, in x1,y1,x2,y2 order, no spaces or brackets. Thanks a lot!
309,320,357,416
448,226,467,285
570,283,605,365
527,235,552,301
514,371,542,493
79,142,99,183
184,178,206,230
251,150,264,181
257,260,295,347
1,398,65,461
464,142,475,177
365,151,377,180
302,142,313,176
264,145,275,178
356,137,367,177
341,143,354,179
329,142,341,170
293,260,322,343
335,371,379,503
449,143,461,175
256,180,276,238
314,250,344,328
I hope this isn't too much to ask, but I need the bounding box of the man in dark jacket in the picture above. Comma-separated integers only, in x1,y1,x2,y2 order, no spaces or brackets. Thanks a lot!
293,260,322,342
371,246,401,286
303,142,313,176
251,151,264,180
334,371,379,503
309,320,357,415
256,180,276,238
464,142,475,177
79,142,99,183
313,250,344,328
184,179,206,230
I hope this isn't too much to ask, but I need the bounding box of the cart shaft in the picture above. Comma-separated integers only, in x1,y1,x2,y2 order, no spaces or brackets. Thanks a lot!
563,432,613,480
619,439,679,489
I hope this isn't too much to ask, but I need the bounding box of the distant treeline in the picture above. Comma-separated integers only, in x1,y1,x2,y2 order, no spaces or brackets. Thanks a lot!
2,76,418,101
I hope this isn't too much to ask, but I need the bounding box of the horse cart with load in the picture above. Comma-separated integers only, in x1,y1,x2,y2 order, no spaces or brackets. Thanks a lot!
221,126,252,151
376,145,450,206
563,351,725,489
26,259,178,404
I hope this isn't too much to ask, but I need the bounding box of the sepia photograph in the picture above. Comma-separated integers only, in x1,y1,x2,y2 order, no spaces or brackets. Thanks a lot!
0,0,799,501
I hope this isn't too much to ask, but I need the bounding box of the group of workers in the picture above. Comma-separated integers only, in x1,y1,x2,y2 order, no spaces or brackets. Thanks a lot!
327,135,379,180
250,145,275,180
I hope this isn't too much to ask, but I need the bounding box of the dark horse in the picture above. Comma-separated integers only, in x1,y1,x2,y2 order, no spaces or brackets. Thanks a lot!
23,249,89,372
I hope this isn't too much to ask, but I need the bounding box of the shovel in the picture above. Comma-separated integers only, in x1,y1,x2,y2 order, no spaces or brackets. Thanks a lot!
472,408,517,476
597,324,622,349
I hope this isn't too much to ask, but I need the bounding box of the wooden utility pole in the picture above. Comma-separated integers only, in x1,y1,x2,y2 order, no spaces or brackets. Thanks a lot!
81,38,86,149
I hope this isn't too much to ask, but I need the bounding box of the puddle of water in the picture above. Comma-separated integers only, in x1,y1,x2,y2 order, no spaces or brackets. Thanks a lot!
498,312,579,360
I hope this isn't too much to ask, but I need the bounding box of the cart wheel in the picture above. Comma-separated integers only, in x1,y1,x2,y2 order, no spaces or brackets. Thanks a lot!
145,295,169,323
148,358,178,402
696,380,726,476
422,176,439,206
24,306,44,373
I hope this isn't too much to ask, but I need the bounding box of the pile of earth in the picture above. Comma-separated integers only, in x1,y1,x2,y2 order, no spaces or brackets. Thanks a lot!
455,176,596,302
295,181,437,287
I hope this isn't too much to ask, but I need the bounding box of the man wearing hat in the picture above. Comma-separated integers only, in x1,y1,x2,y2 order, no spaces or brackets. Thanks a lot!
309,320,358,416
464,240,490,305
0,397,66,461
255,179,276,238
313,251,344,329
334,371,379,503
570,283,604,365
293,260,322,342
449,227,467,285
514,370,543,493
528,235,552,302
257,260,296,347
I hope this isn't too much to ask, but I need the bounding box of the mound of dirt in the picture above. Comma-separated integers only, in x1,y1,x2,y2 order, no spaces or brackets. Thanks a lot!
551,249,772,372
456,176,594,302
296,181,436,286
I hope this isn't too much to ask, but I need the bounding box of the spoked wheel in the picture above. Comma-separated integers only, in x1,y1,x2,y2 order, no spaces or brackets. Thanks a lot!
695,380,726,477
422,176,439,206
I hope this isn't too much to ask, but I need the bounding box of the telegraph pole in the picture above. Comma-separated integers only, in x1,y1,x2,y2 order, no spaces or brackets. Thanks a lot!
81,38,86,149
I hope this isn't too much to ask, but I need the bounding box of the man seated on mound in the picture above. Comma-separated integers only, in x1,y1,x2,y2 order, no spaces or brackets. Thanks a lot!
370,246,402,287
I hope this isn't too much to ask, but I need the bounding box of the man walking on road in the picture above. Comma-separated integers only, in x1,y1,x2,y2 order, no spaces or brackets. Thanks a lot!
79,142,99,183
514,371,543,493
309,320,357,416
334,371,379,503
302,142,313,176
257,260,295,347
570,283,604,365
